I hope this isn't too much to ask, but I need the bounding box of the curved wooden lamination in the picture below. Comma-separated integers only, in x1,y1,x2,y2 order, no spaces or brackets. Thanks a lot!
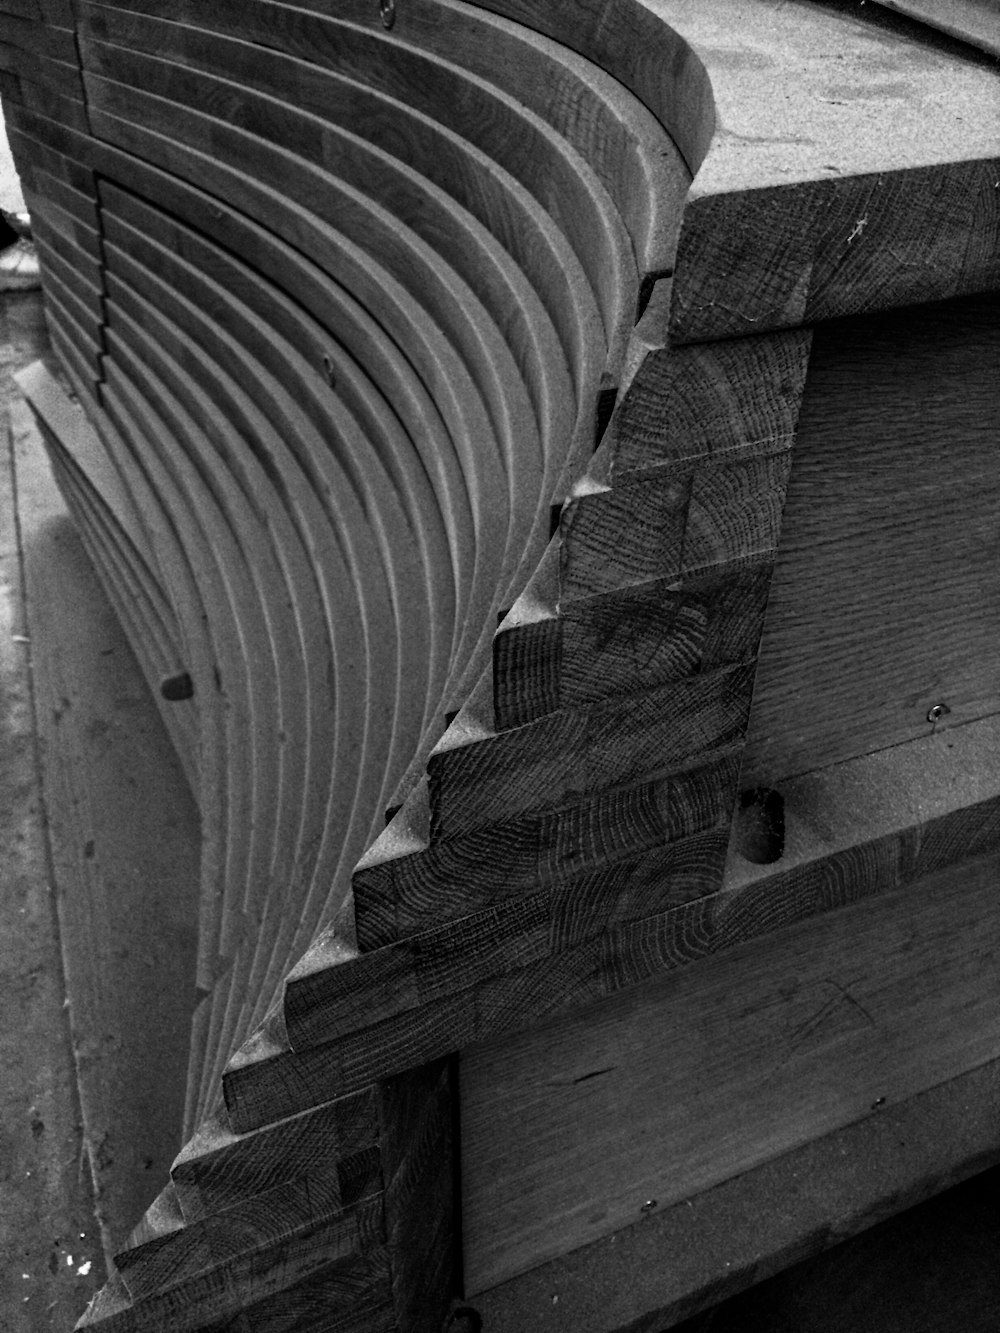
7,0,999,1328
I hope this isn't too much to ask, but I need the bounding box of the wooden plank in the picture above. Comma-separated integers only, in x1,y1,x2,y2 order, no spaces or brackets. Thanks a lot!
743,291,1000,785
874,0,1000,57
460,846,1000,1294
471,1056,1000,1331
378,1059,457,1333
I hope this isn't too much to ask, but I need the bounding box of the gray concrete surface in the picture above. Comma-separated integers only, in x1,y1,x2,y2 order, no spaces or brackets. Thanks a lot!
1,292,101,1332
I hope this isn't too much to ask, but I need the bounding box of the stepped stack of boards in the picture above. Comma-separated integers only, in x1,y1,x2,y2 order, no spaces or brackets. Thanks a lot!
4,0,1000,1329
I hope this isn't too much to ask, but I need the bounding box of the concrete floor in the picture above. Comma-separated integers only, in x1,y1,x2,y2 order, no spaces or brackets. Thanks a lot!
1,289,201,1331
1,292,103,1330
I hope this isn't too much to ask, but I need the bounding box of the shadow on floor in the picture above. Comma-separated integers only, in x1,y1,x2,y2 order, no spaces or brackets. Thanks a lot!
674,1161,1000,1333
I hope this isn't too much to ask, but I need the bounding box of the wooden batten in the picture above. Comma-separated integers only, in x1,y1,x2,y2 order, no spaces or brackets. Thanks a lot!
5,0,998,1329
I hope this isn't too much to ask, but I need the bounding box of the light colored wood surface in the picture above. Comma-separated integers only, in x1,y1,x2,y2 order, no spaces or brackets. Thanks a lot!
743,291,1000,784
461,847,1000,1294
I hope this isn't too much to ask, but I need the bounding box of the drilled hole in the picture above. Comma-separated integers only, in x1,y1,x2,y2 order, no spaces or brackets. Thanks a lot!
160,671,194,702
735,786,785,864
380,0,396,29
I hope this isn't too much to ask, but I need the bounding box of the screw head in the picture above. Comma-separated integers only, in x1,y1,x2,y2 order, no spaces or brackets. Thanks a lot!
927,703,950,724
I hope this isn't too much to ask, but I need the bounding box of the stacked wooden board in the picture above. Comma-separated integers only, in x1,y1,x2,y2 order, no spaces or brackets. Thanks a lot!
5,0,1000,1329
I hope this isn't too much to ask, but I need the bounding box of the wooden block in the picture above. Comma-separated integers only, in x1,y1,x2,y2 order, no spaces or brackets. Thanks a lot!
427,663,754,839
493,560,773,728
559,451,791,601
671,160,1000,345
608,327,812,473
114,1178,381,1301
353,753,739,949
170,1091,378,1221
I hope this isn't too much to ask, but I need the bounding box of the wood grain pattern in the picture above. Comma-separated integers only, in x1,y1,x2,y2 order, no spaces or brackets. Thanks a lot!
354,753,739,949
472,1060,1000,1331
427,662,753,838
461,847,1000,1294
743,291,1000,785
12,2,998,1329
224,704,1000,1134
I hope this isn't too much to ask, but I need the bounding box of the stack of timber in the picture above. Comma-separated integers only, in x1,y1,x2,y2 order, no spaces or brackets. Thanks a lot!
4,0,999,1328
